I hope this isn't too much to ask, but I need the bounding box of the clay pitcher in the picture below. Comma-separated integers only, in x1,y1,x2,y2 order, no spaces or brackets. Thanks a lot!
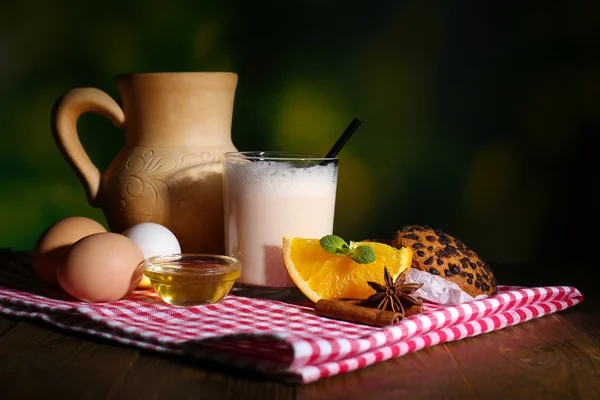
51,72,238,254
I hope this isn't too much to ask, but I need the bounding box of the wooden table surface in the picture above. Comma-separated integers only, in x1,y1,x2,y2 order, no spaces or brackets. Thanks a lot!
1,251,599,399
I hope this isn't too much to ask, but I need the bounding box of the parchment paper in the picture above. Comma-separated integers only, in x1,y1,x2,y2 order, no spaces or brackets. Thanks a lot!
407,268,487,304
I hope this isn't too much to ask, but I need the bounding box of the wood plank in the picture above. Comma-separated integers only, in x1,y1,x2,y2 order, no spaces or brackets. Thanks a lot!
0,318,294,399
446,313,600,399
0,320,140,399
297,343,475,400
0,314,18,335
110,350,295,400
558,303,600,344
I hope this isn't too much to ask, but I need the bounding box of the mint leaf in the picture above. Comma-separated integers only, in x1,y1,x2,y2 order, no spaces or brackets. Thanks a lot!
320,235,350,256
320,235,377,264
350,245,376,264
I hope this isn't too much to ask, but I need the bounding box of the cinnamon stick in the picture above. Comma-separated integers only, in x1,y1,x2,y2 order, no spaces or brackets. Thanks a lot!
314,299,422,327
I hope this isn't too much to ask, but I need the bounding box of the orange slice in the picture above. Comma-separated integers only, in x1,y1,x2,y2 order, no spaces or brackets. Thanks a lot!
282,237,412,303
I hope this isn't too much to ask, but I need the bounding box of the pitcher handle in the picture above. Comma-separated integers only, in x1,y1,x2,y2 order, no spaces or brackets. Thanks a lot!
51,88,125,207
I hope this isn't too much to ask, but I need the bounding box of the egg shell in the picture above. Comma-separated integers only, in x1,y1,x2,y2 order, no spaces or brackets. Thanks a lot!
57,232,144,302
122,222,181,289
32,216,107,285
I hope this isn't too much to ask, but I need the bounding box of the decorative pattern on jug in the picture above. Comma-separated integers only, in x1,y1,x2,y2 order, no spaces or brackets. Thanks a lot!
101,145,227,254
117,148,221,211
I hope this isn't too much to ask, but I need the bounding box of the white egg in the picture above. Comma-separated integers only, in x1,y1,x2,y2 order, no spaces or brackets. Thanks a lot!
122,222,181,289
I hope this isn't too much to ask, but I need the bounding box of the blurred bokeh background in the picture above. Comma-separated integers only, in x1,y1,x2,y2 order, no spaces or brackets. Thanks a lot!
0,0,597,264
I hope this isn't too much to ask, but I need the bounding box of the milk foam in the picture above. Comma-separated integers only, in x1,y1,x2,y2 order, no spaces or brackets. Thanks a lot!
225,161,338,196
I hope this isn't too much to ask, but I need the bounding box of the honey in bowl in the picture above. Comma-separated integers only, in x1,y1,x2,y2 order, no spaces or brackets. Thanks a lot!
143,254,241,306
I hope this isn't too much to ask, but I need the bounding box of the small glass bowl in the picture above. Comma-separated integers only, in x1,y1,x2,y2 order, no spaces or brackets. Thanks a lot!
143,254,242,306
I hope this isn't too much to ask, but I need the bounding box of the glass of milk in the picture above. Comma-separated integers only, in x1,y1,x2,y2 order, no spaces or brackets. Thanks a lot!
222,152,339,288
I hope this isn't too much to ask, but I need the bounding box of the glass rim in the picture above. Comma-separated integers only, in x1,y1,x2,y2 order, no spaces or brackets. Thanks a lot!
143,253,241,275
223,151,338,162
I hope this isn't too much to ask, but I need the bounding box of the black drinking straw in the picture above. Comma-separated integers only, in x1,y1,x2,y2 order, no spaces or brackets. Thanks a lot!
321,117,362,165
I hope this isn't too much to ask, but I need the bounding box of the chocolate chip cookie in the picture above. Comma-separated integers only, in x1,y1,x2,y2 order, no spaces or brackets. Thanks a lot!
391,225,497,297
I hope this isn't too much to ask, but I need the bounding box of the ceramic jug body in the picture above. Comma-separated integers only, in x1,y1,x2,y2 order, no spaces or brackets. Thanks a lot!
51,72,238,254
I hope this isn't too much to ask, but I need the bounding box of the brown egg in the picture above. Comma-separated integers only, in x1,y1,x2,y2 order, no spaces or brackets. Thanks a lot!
57,232,144,302
32,216,107,285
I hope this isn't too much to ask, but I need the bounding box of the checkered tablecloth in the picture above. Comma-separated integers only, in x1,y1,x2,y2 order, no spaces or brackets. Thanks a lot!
0,252,583,384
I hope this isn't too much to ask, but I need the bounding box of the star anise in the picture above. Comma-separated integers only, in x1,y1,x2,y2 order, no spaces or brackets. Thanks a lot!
361,267,423,317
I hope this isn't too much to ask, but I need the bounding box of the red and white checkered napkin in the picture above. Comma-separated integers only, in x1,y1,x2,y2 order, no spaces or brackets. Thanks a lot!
0,253,583,384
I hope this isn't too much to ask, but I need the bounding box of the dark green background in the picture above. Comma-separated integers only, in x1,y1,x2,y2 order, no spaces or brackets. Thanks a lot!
1,1,597,263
